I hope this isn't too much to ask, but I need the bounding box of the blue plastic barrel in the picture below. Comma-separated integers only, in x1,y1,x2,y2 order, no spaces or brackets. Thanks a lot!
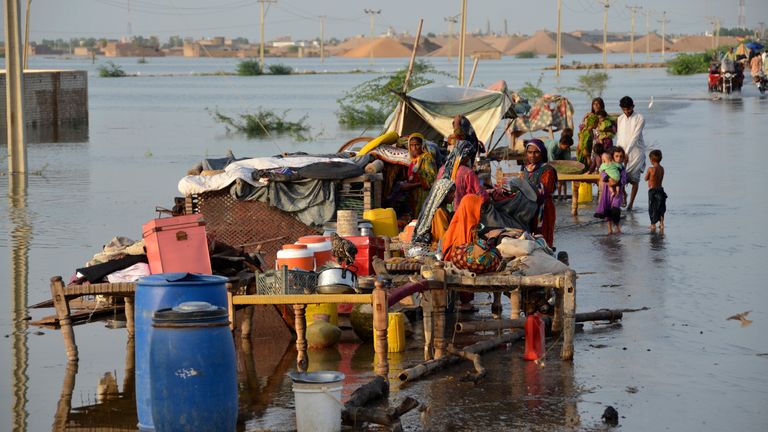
150,302,237,432
135,273,228,431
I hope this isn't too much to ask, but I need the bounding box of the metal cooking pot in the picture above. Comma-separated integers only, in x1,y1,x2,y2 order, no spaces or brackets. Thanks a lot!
316,267,358,294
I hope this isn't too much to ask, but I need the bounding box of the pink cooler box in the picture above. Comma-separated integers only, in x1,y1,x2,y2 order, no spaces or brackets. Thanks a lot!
142,214,212,275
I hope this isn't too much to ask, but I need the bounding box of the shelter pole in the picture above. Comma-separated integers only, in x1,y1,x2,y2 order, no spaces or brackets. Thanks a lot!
394,18,423,133
23,0,30,69
458,0,467,85
5,0,27,174
466,57,479,87
556,0,562,77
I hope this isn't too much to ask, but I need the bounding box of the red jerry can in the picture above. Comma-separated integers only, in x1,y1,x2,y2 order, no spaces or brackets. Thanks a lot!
523,313,545,361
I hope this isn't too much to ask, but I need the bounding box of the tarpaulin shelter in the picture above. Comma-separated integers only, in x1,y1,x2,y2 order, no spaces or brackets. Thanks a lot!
384,83,516,146
511,95,574,133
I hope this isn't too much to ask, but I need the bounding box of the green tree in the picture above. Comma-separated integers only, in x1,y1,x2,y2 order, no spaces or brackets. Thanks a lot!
336,60,446,126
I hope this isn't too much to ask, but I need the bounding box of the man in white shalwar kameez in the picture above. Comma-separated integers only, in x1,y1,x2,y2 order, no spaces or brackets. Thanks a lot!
616,96,646,211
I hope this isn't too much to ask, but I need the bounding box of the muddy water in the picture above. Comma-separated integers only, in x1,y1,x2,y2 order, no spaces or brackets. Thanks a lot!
1,55,767,431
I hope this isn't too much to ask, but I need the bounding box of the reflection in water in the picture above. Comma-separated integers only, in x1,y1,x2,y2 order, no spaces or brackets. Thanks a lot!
0,124,88,145
10,174,31,432
53,339,136,431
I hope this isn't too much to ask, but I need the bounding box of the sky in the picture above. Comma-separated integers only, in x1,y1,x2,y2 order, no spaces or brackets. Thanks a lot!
5,0,767,42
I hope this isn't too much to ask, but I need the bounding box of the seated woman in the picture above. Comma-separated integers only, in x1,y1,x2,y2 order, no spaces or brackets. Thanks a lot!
402,133,437,217
521,139,558,248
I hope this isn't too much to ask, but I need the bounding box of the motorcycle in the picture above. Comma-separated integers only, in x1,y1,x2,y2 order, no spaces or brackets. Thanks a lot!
708,61,744,94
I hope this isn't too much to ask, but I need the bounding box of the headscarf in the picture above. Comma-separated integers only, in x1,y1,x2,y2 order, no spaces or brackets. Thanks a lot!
408,132,429,172
441,139,478,181
457,116,479,147
525,139,548,164
408,132,426,150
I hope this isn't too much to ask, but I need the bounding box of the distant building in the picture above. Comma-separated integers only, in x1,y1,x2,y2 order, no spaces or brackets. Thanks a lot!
104,42,164,57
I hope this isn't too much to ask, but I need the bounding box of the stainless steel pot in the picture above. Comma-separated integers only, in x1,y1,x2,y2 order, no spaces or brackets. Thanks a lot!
316,267,358,294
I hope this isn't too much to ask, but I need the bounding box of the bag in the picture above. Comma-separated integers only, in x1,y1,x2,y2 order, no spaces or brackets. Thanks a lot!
497,237,535,258
449,226,501,273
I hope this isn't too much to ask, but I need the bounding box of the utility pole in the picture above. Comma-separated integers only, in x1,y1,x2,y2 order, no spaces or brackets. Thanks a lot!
319,15,325,63
444,14,459,61
556,0,562,77
259,0,276,67
364,9,381,66
758,21,765,40
486,19,490,36
626,5,641,66
127,0,132,38
644,9,651,59
4,0,27,174
458,0,467,85
707,17,721,49
504,18,508,36
737,0,746,29
658,11,669,58
598,0,612,69
23,0,31,69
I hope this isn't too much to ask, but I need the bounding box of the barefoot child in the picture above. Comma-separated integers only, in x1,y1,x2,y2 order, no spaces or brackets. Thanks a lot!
645,149,667,232
588,142,605,174
594,147,627,234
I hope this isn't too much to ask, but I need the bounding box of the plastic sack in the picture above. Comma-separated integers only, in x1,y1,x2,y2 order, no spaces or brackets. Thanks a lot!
516,250,568,276
497,237,536,258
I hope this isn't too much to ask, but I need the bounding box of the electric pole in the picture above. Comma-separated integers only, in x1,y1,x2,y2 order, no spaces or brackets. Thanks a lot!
4,0,27,174
644,9,651,59
364,9,381,66
458,0,467,85
556,0,562,77
258,0,276,67
737,0,746,29
598,0,612,69
319,15,325,63
504,18,508,36
626,5,641,66
127,0,132,38
707,17,721,49
658,11,669,58
445,14,459,61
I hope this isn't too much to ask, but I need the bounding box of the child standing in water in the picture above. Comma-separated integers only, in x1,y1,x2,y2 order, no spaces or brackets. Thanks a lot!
599,148,623,199
594,147,627,234
645,149,667,232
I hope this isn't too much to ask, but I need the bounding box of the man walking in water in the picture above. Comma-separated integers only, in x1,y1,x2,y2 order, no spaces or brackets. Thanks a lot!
616,96,646,211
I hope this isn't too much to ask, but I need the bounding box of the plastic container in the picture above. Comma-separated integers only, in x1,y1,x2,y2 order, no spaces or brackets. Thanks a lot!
289,371,345,432
306,303,338,326
150,302,237,432
363,208,399,237
276,244,315,271
400,220,417,243
523,313,545,361
342,236,385,276
373,312,406,353
297,236,333,269
135,273,228,431
578,182,593,203
142,214,212,275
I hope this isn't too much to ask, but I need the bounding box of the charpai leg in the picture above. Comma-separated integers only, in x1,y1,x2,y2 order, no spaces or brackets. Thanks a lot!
293,304,308,372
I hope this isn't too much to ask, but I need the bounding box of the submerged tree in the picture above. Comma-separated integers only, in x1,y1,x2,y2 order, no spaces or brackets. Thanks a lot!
210,108,310,141
336,60,446,127
559,69,610,100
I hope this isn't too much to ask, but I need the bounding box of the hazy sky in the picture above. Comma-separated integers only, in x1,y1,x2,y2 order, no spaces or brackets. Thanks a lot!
8,0,768,42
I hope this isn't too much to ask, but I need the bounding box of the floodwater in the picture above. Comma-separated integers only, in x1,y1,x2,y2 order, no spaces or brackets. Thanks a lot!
1,53,767,431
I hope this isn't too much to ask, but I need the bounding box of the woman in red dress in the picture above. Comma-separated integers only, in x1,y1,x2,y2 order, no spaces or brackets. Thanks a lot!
521,139,558,247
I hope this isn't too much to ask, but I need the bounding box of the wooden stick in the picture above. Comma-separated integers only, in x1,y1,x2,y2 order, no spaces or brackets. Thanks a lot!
466,57,480,87
344,375,389,409
421,290,434,360
123,296,135,338
372,280,389,376
447,346,486,381
342,396,420,428
394,18,424,134
560,270,577,361
455,309,623,333
293,304,308,372
50,276,78,361
398,331,524,383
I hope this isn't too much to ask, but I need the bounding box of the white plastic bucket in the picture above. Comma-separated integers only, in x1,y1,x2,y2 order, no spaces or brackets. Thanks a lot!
290,371,345,432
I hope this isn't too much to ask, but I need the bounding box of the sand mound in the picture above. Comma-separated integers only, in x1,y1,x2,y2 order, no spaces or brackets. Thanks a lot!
327,36,372,56
481,36,526,54
509,30,599,55
427,35,500,57
670,35,741,52
606,33,671,53
397,35,441,54
341,38,422,58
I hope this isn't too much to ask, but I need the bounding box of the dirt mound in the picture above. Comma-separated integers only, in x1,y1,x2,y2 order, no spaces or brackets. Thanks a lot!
341,38,420,58
508,30,599,55
606,33,671,53
397,35,441,54
670,35,741,52
481,35,526,54
427,35,500,57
